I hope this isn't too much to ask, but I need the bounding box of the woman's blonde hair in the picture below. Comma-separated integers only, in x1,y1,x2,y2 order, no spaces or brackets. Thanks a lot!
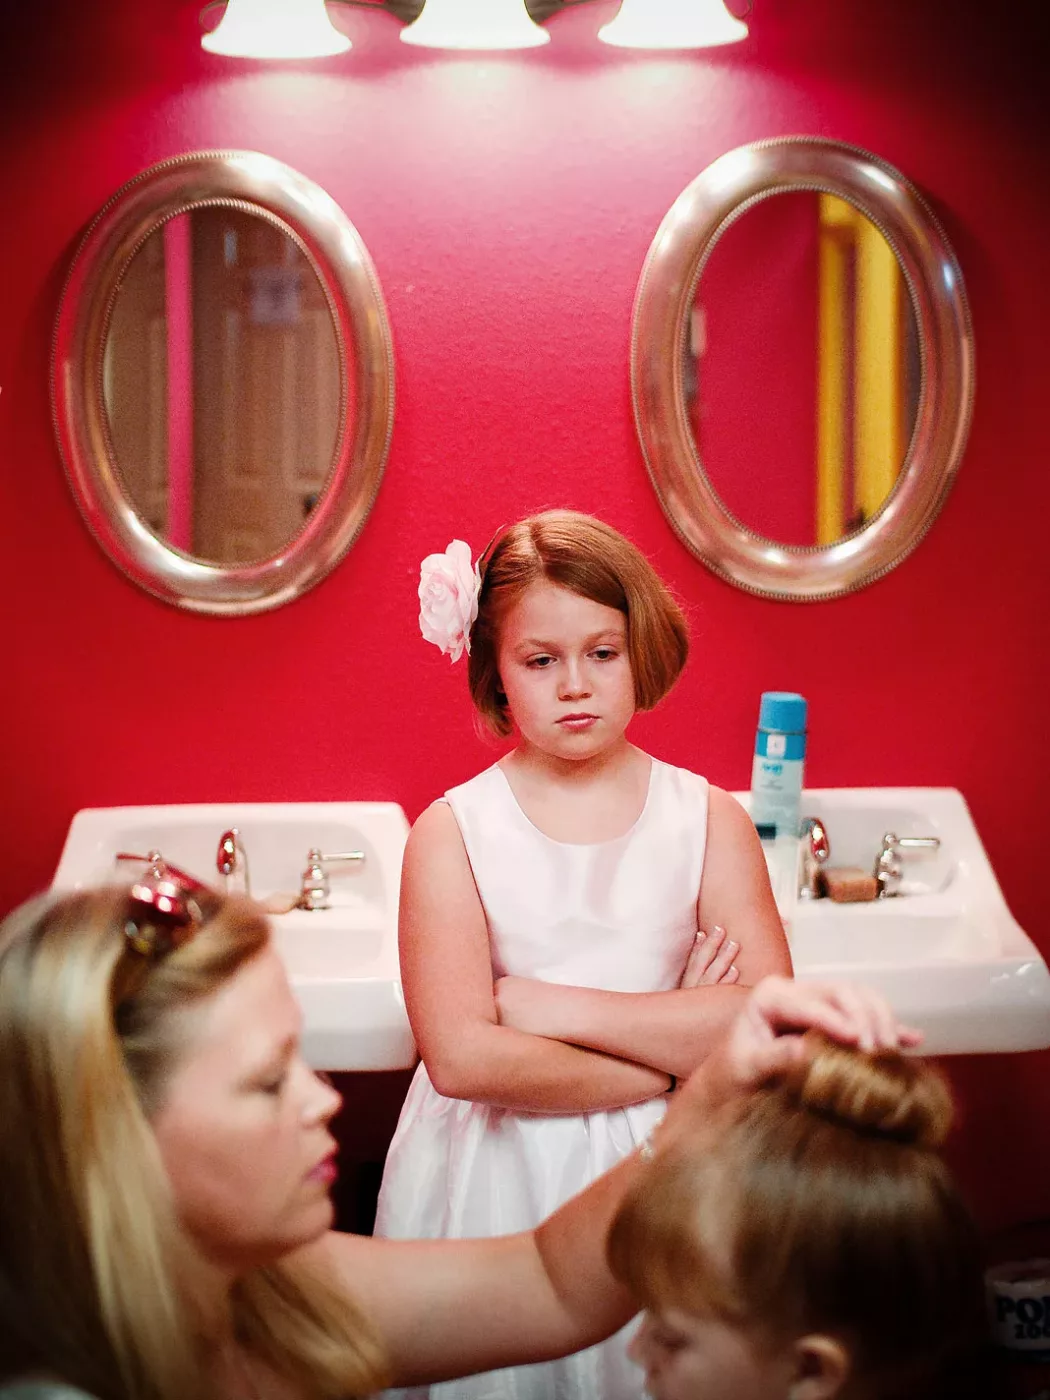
609,1038,990,1400
467,510,689,738
0,887,389,1400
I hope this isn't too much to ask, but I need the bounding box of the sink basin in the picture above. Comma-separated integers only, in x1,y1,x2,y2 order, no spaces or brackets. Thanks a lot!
787,907,996,968
733,787,1050,1055
51,802,416,1071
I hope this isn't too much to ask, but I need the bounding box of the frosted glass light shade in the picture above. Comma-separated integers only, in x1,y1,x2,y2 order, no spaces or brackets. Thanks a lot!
400,0,550,50
202,0,351,58
598,0,748,49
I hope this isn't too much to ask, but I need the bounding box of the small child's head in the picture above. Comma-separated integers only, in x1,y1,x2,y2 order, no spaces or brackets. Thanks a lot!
468,510,688,738
609,1038,990,1400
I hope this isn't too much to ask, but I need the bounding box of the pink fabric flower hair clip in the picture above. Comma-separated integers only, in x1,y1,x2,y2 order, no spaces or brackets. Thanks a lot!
418,539,481,664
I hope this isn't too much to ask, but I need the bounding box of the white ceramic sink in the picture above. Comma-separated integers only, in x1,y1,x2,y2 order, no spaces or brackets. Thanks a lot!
733,787,1050,1055
52,789,1049,1063
51,802,415,1071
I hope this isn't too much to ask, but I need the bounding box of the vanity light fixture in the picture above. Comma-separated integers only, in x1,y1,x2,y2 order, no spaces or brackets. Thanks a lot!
201,0,351,58
598,0,748,49
199,0,750,58
400,0,550,49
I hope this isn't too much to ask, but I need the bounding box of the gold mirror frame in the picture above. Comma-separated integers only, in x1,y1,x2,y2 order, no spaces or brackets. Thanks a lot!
52,151,395,615
631,137,974,601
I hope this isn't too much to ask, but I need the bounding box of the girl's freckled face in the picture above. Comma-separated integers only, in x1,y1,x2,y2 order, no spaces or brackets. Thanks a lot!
495,581,636,756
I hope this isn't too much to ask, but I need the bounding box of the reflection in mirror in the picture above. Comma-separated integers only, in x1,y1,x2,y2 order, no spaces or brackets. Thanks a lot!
631,137,973,600
103,207,344,567
53,150,394,615
684,191,920,548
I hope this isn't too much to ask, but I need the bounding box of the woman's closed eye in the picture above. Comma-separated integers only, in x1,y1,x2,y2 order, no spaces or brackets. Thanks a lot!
253,1050,296,1096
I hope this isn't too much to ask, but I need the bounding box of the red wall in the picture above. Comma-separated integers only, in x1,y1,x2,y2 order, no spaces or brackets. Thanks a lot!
1,0,1048,1240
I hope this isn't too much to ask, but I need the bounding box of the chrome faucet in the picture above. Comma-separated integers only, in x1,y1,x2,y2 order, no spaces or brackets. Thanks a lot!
216,828,251,896
298,848,365,911
797,816,830,899
873,832,941,898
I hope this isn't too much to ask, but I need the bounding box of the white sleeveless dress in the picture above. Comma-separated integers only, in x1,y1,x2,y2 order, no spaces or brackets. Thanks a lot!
374,758,709,1400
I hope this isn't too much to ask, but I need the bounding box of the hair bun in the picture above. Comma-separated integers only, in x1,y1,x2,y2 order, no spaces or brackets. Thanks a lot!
786,1034,953,1149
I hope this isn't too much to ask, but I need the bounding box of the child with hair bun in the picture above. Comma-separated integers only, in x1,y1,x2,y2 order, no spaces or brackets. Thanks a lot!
611,1036,994,1400
376,510,793,1399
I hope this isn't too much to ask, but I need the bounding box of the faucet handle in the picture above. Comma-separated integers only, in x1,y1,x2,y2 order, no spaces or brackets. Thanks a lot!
878,832,941,852
298,848,365,911
873,832,941,897
115,849,166,874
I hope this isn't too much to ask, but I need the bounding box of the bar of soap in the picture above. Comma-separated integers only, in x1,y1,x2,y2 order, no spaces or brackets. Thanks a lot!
822,867,878,903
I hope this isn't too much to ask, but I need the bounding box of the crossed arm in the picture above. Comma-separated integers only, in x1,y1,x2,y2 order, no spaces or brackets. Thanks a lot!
398,785,792,1110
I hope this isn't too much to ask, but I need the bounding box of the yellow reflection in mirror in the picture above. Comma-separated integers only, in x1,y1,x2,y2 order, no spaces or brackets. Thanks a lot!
816,195,911,543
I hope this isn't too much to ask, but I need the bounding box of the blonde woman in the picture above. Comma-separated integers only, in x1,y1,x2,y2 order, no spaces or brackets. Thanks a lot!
0,870,909,1400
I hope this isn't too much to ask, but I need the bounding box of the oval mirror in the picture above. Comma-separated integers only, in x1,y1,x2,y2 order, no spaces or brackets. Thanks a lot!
632,138,973,600
53,151,394,614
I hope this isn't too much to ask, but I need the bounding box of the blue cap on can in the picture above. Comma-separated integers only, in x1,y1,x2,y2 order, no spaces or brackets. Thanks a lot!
758,691,807,734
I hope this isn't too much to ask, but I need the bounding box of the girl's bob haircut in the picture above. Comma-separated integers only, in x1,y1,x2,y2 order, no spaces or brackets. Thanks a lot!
467,510,689,738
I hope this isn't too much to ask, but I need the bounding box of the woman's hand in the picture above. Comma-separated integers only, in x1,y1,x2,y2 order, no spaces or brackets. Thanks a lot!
679,926,740,988
727,975,922,1084
671,975,924,1117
